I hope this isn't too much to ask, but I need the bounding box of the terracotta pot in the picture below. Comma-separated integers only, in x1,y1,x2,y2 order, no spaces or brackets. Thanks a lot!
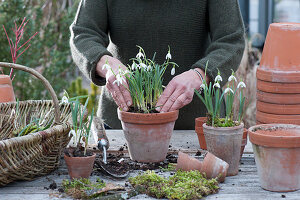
117,108,178,163
249,124,300,192
240,128,248,160
257,90,300,105
256,111,300,125
257,79,300,94
202,152,229,183
195,117,207,150
0,75,15,103
257,101,300,115
203,123,243,176
176,151,202,171
257,23,300,83
64,153,96,179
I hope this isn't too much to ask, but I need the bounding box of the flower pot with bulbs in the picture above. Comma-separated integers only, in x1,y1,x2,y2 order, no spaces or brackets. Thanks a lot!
195,67,247,176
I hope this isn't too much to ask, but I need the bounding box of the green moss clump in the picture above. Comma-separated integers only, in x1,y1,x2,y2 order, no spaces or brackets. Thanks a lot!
129,170,219,200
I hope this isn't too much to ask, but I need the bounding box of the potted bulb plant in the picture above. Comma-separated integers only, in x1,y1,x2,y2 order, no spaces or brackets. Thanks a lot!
105,46,179,163
64,96,95,179
195,66,246,176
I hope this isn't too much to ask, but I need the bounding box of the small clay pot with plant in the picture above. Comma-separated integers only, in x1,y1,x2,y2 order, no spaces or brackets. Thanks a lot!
195,67,247,176
105,46,179,162
64,95,95,179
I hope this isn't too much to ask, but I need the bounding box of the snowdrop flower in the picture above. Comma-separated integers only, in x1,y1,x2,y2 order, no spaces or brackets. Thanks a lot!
131,62,137,70
166,52,172,60
237,81,246,89
228,75,237,82
61,96,68,103
200,83,206,90
213,82,220,88
146,65,152,71
171,67,175,75
140,63,147,70
136,51,144,59
102,63,111,71
214,75,223,82
113,74,125,86
224,87,234,94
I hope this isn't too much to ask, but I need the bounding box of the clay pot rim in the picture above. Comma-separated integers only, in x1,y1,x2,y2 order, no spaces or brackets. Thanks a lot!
249,124,300,148
257,68,300,83
64,153,96,159
271,22,300,30
0,74,12,84
117,107,179,124
203,122,244,131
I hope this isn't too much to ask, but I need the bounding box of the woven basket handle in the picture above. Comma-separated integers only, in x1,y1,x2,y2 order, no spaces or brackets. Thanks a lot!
0,62,61,124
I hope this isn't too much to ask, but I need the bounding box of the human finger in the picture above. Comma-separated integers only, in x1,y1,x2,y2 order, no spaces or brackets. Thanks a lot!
169,91,193,111
156,82,176,112
160,88,184,113
119,81,132,107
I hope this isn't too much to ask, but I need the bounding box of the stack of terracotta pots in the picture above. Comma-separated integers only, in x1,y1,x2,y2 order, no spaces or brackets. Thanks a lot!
256,23,300,125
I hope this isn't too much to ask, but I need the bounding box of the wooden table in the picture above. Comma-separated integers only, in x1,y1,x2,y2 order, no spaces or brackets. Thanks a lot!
0,130,299,200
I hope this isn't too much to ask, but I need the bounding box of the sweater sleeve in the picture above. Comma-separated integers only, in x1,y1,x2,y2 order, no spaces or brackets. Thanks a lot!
70,0,112,86
191,0,245,87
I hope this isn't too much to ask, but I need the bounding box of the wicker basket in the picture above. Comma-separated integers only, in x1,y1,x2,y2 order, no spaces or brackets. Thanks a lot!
0,62,72,186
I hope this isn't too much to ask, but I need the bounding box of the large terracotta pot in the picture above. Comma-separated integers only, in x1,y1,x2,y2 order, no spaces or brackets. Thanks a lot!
195,117,207,150
249,124,300,192
257,101,300,115
257,90,300,105
64,153,96,179
117,108,178,162
257,79,300,94
256,111,300,125
257,23,300,83
203,123,244,176
0,75,15,103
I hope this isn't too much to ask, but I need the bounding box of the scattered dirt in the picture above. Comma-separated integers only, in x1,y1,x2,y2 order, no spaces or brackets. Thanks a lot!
93,153,178,177
44,178,57,190
195,151,202,156
127,106,159,113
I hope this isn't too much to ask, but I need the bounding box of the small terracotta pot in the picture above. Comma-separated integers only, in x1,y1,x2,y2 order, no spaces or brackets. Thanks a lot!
118,108,178,163
64,153,96,179
256,111,300,125
176,151,202,171
257,101,300,115
257,90,300,105
202,152,229,183
249,124,300,192
257,23,300,83
257,79,300,94
203,123,244,176
0,75,15,103
195,117,207,150
240,128,248,160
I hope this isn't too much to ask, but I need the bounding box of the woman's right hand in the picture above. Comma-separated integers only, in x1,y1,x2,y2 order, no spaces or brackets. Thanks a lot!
96,55,132,111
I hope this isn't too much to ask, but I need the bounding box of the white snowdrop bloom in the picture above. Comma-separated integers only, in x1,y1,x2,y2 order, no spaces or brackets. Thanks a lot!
146,65,152,71
69,130,76,137
171,67,175,75
200,83,206,90
224,87,234,94
61,96,68,103
131,62,136,70
213,82,220,88
237,81,246,88
140,63,147,70
228,75,237,82
166,52,172,60
102,63,111,70
113,74,125,86
136,52,144,59
214,75,223,82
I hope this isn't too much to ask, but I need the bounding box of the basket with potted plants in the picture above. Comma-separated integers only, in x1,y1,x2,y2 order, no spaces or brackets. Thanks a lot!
194,64,247,176
104,46,179,163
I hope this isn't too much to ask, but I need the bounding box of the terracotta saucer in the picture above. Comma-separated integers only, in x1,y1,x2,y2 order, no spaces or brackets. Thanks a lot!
257,101,300,115
257,79,300,94
256,111,300,125
257,90,300,104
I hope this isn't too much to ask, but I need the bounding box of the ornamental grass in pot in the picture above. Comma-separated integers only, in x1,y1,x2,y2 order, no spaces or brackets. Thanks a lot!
195,67,247,176
105,46,179,162
64,96,96,179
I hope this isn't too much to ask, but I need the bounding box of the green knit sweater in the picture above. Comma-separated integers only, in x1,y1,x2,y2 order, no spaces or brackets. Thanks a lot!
70,0,245,129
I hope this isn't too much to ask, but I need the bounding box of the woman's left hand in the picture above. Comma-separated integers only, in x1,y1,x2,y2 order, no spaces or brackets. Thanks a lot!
155,68,205,112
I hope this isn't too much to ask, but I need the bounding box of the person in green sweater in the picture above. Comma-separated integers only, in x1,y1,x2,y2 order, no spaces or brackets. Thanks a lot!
70,0,245,130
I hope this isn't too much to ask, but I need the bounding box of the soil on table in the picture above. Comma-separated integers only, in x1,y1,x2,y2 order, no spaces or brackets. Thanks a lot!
64,147,93,157
93,153,178,177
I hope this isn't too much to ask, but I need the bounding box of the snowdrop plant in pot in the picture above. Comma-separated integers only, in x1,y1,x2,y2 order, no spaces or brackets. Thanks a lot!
105,46,179,162
64,96,95,179
195,67,246,176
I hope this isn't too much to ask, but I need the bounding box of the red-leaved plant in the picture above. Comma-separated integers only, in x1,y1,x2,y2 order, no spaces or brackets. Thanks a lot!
2,17,38,80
